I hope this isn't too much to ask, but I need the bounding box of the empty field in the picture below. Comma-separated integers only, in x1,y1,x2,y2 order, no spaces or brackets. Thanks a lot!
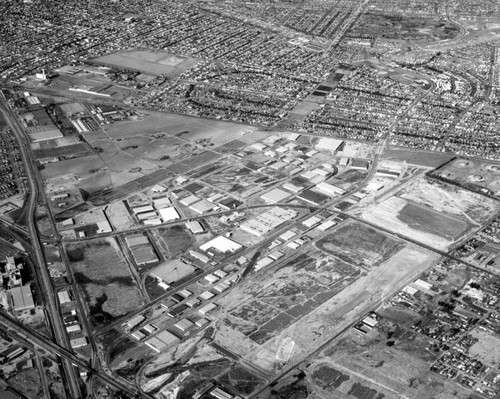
399,177,500,223
225,251,360,347
65,238,143,326
362,197,453,250
316,220,404,268
93,50,200,77
397,201,468,239
104,110,257,145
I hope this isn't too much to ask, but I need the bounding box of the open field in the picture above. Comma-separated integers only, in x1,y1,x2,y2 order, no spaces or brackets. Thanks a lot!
152,226,192,258
398,201,469,239
41,149,159,195
93,50,200,77
360,177,500,249
224,250,359,344
361,196,457,249
468,328,500,367
65,238,143,326
104,110,258,145
215,243,438,372
398,177,500,223
383,148,454,167
315,220,404,268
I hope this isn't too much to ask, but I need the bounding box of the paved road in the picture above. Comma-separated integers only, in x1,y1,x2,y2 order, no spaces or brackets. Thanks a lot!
0,310,145,398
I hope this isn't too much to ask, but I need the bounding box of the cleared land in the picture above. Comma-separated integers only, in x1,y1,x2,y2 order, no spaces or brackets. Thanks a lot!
104,110,258,145
93,50,200,77
399,178,500,223
397,202,468,239
65,238,143,326
360,177,500,250
362,196,456,250
215,243,438,372
315,220,404,268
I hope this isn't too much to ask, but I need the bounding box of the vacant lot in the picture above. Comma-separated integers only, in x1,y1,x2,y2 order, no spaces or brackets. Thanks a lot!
105,110,257,145
397,201,468,240
227,252,360,345
400,177,500,223
362,197,455,250
153,226,192,258
93,50,200,77
65,238,143,326
316,220,404,268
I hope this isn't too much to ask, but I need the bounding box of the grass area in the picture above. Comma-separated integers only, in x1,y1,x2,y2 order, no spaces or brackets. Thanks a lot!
65,238,143,326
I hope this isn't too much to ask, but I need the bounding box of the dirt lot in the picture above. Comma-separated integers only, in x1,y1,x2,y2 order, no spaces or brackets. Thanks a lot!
397,201,469,240
399,177,500,223
65,238,143,326
315,220,404,268
104,110,257,145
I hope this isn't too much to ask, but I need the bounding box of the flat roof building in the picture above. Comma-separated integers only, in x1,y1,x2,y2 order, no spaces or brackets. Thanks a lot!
315,138,343,152
159,207,180,222
199,236,243,254
186,221,204,234
58,290,71,304
190,200,215,214
314,182,345,196
260,188,292,204
10,284,34,312
240,207,297,237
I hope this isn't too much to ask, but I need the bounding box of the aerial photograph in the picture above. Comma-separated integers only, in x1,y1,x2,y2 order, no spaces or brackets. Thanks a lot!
2,0,500,398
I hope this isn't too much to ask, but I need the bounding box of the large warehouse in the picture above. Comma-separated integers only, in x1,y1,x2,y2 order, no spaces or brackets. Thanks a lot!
240,207,298,237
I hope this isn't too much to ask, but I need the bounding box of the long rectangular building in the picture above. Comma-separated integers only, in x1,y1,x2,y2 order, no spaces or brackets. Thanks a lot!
240,207,297,237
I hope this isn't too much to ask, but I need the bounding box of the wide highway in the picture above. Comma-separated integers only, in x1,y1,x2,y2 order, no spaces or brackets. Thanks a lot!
0,98,83,399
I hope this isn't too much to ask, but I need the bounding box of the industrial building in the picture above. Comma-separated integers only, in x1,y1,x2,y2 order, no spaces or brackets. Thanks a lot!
57,289,71,304
260,188,292,204
186,221,204,234
239,207,298,237
199,236,243,254
314,182,345,196
150,259,197,285
297,189,329,205
189,199,216,214
153,197,171,209
158,207,180,222
9,284,34,312
315,138,343,152
180,194,200,206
